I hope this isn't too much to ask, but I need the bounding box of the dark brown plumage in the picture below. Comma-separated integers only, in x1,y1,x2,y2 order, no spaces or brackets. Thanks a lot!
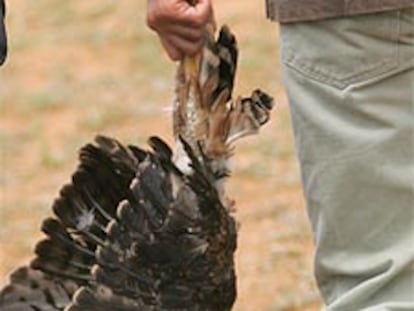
0,24,273,311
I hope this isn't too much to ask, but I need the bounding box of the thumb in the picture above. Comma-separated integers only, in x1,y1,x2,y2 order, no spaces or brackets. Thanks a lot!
186,0,213,25
196,0,215,31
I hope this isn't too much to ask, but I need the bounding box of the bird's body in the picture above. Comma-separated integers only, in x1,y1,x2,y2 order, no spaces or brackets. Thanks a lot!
0,24,273,311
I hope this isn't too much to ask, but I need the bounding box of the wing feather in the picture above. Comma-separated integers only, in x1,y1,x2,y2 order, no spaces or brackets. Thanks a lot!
0,136,142,311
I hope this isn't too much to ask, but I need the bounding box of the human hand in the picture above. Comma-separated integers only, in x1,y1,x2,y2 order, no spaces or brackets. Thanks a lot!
146,0,213,61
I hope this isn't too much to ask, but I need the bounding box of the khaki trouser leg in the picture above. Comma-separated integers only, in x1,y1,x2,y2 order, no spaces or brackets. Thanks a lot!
279,8,414,311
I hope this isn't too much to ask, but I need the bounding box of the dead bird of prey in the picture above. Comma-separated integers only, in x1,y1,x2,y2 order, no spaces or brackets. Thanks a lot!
0,15,273,311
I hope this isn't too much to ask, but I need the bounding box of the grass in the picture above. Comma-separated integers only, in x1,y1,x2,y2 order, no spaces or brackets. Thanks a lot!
0,1,322,310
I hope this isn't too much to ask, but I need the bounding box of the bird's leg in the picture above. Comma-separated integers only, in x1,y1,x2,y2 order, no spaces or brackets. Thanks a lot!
183,0,200,83
173,0,216,154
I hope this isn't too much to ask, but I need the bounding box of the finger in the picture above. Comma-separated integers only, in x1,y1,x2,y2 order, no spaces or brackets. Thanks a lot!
160,37,183,61
166,34,204,57
176,0,212,28
192,0,212,22
164,23,204,42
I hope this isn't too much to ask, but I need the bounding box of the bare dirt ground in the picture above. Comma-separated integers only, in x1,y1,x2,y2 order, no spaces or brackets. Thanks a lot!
0,1,323,310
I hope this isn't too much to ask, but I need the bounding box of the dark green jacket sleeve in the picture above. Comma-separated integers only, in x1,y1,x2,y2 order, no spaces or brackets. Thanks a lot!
0,0,7,65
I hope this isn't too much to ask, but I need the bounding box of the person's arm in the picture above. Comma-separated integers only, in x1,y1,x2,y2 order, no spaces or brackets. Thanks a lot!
0,0,7,65
146,0,212,61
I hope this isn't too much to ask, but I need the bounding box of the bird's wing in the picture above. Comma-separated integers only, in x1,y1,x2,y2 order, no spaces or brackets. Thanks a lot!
0,136,143,311
66,136,237,311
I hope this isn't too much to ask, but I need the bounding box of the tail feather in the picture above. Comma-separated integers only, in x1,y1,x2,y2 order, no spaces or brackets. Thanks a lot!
209,24,238,106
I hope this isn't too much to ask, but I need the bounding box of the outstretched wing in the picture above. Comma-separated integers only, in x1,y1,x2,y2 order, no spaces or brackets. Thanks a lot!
0,136,143,311
0,135,237,311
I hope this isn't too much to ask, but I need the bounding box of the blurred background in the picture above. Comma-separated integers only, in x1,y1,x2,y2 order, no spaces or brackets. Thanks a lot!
0,1,322,310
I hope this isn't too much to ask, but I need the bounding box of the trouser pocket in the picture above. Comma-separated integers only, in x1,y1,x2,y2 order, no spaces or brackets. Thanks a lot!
280,10,402,90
